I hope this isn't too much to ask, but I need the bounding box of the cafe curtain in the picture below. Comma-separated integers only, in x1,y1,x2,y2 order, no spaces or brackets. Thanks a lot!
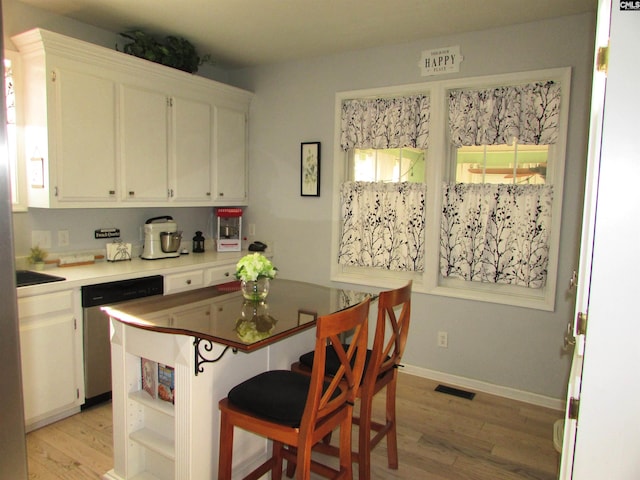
440,182,553,288
338,181,426,272
448,81,561,147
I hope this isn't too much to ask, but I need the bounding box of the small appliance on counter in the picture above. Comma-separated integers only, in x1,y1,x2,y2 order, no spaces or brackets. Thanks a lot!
141,216,183,260
216,208,242,252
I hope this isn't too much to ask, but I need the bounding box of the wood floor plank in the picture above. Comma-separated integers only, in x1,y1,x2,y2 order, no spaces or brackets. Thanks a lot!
26,373,561,480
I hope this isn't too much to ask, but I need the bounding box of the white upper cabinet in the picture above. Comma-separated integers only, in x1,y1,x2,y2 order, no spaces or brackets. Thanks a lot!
120,84,170,203
214,106,247,203
172,95,214,203
11,28,252,208
52,66,118,203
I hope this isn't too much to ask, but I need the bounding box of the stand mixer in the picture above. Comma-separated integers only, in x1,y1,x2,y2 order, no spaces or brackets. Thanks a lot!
141,216,182,260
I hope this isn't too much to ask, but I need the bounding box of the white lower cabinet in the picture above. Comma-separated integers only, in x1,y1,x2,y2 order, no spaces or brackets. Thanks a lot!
18,289,84,431
164,262,237,295
205,263,235,285
163,269,205,295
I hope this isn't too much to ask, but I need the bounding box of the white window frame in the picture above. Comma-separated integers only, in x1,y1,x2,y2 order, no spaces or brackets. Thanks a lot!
330,67,571,311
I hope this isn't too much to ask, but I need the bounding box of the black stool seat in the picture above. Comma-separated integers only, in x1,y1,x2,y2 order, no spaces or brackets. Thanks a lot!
228,370,340,428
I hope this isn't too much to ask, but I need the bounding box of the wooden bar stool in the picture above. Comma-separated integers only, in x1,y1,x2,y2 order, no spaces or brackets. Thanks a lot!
217,298,371,480
290,281,412,480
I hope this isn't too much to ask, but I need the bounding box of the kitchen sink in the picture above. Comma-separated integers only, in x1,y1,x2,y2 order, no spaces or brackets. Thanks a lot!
16,269,66,287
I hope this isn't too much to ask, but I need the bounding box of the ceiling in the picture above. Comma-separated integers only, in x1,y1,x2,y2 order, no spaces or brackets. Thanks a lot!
18,0,597,69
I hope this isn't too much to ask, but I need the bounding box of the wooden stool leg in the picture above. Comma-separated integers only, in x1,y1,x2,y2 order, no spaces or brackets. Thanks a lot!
218,411,234,480
386,376,399,469
272,441,284,480
358,395,374,480
339,412,353,480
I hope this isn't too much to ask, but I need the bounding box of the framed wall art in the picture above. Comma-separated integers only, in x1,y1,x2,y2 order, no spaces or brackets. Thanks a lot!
301,142,320,197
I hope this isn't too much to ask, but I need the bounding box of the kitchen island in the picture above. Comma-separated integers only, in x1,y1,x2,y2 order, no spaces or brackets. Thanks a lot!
103,279,373,480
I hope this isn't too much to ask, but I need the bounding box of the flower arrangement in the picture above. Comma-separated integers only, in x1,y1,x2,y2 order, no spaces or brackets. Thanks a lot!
235,253,277,282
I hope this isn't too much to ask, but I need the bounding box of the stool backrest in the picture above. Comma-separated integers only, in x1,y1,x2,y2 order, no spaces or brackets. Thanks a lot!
363,281,412,390
299,298,370,435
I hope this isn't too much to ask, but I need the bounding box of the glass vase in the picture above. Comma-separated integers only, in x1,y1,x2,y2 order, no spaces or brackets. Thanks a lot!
241,277,270,301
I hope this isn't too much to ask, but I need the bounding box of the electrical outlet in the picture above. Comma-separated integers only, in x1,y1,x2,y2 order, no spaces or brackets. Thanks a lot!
248,223,256,236
437,331,448,348
32,230,52,249
58,230,70,247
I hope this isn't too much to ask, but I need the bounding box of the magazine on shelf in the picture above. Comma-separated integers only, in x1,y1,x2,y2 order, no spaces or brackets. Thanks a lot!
141,357,158,399
158,363,175,404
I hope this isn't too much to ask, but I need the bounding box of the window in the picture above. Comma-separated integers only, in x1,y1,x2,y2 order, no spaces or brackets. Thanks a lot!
349,148,425,183
4,51,27,212
336,94,429,275
331,68,570,310
454,143,547,185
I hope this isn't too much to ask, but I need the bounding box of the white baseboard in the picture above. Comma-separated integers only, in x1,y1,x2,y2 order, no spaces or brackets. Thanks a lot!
401,364,565,411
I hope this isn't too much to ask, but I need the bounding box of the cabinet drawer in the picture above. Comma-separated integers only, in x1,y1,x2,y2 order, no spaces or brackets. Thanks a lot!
205,264,235,286
164,270,205,295
18,290,74,318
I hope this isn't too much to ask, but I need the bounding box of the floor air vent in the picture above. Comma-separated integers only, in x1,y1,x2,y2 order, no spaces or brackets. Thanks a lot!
435,384,476,400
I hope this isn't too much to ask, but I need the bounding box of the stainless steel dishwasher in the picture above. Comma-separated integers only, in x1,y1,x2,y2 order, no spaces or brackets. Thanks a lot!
81,275,164,407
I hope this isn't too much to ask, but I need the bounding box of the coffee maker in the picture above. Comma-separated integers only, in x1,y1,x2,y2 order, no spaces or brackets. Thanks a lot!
141,216,182,260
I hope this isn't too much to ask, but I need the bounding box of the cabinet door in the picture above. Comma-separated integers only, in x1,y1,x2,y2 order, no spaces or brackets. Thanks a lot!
172,96,213,203
20,314,77,423
53,67,117,202
214,106,247,204
120,84,169,202
18,289,81,427
170,303,213,332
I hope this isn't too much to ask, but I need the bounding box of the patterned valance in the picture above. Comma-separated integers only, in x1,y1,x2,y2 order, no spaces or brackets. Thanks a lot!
440,182,553,288
338,181,426,272
340,95,430,151
448,81,561,147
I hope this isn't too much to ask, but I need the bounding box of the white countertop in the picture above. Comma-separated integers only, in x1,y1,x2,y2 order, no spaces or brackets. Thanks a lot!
16,250,248,297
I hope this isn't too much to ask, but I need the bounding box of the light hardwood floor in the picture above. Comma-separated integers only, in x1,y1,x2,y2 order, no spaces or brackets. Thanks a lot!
26,373,561,479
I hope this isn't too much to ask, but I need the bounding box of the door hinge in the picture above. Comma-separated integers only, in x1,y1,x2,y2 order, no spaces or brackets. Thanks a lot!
51,71,56,82
596,45,609,74
568,397,580,420
74,317,77,330
76,388,80,399
577,312,588,336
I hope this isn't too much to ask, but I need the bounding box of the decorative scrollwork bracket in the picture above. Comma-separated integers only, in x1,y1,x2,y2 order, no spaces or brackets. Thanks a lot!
193,338,237,375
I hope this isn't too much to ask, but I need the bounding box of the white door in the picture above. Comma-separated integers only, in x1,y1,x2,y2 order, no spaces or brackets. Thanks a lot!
558,0,610,476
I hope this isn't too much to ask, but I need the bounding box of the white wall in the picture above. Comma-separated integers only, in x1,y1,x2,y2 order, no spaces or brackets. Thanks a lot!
231,13,596,401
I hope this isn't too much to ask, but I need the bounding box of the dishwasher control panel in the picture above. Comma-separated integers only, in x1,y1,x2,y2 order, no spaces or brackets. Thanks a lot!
81,275,164,307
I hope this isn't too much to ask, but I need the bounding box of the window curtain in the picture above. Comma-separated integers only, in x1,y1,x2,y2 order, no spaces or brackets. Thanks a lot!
339,181,426,272
448,81,561,147
440,183,553,288
340,95,430,150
